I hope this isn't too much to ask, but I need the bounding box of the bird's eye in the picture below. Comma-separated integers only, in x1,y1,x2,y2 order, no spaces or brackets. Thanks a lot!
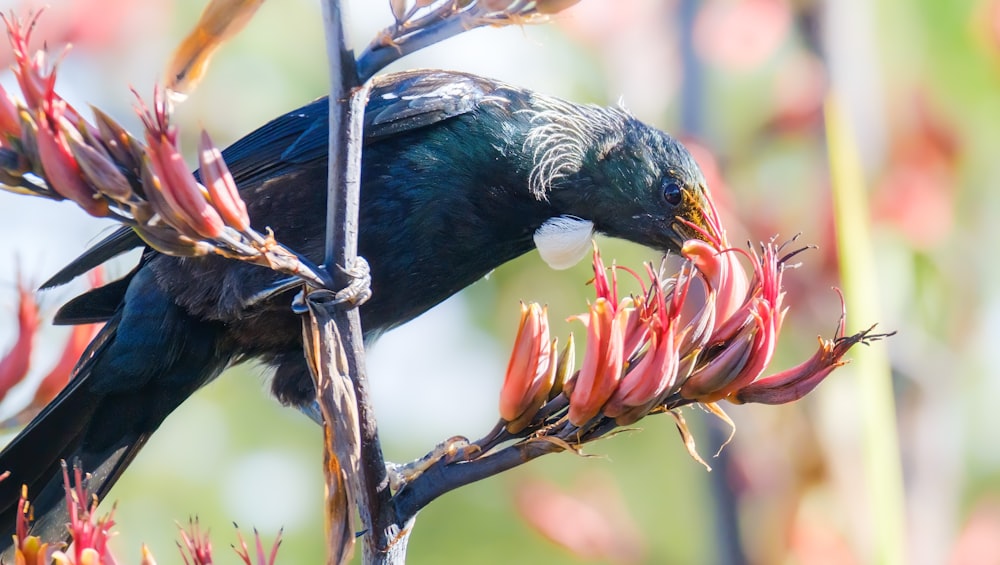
662,179,683,206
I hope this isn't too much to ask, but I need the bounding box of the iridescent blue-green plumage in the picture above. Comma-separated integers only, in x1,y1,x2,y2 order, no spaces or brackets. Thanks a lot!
0,70,709,549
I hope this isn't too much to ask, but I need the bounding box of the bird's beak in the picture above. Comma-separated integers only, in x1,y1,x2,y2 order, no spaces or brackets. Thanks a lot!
669,186,713,250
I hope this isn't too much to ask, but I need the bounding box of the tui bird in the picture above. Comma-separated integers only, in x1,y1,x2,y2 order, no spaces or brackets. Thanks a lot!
0,69,710,549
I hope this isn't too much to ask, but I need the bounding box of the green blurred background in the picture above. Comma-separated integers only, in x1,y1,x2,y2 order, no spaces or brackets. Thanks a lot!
0,0,998,563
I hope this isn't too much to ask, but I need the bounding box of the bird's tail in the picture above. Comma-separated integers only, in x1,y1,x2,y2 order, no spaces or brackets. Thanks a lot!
0,293,224,555
0,315,144,552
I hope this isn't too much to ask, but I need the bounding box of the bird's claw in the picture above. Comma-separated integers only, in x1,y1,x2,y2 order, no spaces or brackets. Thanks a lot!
289,256,371,313
331,256,372,307
386,436,479,491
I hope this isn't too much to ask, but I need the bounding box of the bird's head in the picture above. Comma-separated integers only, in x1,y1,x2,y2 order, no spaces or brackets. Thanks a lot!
522,98,711,269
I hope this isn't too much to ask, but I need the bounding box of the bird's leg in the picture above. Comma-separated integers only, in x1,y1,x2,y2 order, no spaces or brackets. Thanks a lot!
385,436,480,491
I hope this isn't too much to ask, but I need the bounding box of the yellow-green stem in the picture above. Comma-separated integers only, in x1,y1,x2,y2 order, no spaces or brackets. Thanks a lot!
824,96,906,565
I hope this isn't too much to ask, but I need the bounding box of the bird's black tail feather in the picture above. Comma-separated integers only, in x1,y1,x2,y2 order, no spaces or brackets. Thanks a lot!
0,314,156,553
0,286,226,555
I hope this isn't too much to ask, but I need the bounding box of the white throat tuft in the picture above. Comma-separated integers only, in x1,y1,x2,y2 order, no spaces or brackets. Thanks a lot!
533,216,595,270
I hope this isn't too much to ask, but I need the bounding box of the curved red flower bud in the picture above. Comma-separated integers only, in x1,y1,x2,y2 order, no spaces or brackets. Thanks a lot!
0,84,22,141
138,156,204,241
732,339,841,405
3,13,87,129
199,130,250,232
679,322,754,401
568,297,627,426
139,91,225,239
605,329,680,424
682,239,749,327
65,127,133,201
500,302,555,432
3,12,47,110
678,235,790,402
30,321,101,409
548,332,574,401
35,108,108,217
710,243,787,399
605,265,693,423
0,278,38,400
732,291,892,405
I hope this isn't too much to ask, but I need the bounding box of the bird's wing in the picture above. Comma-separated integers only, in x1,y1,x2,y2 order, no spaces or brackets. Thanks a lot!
40,70,498,297
363,70,496,141
52,266,139,325
264,70,497,161
40,227,146,289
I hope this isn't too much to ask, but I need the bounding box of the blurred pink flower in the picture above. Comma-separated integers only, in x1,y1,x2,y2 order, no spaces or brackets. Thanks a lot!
0,0,166,69
26,269,105,414
0,83,22,141
694,0,792,72
873,93,959,249
787,511,859,565
947,498,1000,565
514,474,646,564
767,50,827,134
0,275,38,400
26,322,100,411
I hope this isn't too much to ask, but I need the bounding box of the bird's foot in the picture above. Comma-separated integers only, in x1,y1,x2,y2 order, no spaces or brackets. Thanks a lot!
329,256,372,307
294,256,373,313
386,436,480,491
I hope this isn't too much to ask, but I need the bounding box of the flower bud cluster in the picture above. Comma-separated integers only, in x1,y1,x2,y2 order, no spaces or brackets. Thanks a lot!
498,198,890,447
0,13,327,288
4,467,281,565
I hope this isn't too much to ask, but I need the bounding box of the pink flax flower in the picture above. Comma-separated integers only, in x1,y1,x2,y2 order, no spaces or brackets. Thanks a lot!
138,89,226,240
494,194,889,439
0,274,38,400
499,302,556,433
566,246,631,426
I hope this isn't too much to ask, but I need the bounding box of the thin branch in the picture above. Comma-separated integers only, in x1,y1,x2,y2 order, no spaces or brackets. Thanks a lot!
357,15,471,81
317,1,400,563
389,392,702,523
355,1,556,82
392,438,567,522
